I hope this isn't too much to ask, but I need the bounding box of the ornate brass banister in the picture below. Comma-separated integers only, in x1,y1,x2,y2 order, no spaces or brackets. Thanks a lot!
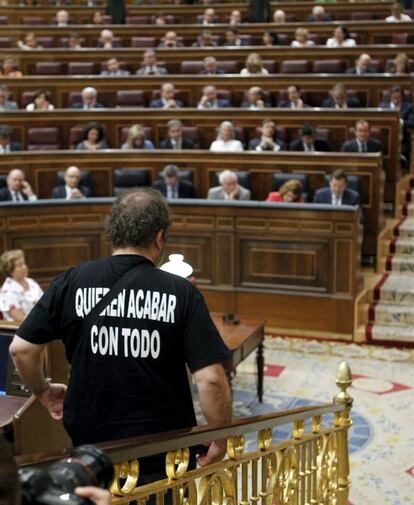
17,362,353,505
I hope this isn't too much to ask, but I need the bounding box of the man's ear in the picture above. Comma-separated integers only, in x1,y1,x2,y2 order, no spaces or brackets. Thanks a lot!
154,229,165,250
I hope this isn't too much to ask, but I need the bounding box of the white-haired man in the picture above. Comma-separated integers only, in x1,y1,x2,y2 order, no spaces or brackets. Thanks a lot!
0,169,37,202
70,87,105,109
207,170,251,200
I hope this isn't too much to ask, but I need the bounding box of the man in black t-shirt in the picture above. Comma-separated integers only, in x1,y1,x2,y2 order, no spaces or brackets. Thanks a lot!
9,189,232,473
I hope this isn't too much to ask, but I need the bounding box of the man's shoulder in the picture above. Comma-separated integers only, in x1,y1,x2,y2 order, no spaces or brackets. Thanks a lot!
0,187,10,199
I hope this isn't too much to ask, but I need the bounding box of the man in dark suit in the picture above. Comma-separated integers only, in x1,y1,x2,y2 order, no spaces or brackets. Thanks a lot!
278,85,309,109
341,120,382,153
240,87,269,110
289,124,331,152
0,125,21,154
0,169,37,202
222,26,248,47
70,87,105,109
322,83,361,109
306,5,334,21
249,119,286,152
51,166,92,199
346,53,376,75
152,164,197,199
150,83,183,109
197,85,231,109
160,119,195,150
96,29,122,48
199,56,226,75
313,169,364,223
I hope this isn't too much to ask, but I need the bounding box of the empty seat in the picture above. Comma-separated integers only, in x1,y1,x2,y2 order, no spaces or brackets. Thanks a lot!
36,62,63,75
68,92,82,106
391,33,407,44
116,90,146,107
68,62,95,75
21,16,46,25
315,128,331,145
113,169,151,196
312,59,346,73
125,16,150,24
164,15,176,24
262,60,276,73
130,37,156,48
60,37,86,48
271,173,310,202
27,127,61,150
182,127,200,147
308,33,320,45
280,60,309,74
180,61,203,74
56,170,92,189
37,37,55,48
350,12,373,20
178,170,193,182
21,91,36,108
69,126,84,149
217,89,232,103
0,38,11,48
213,171,251,190
0,16,8,25
240,35,252,45
218,60,240,73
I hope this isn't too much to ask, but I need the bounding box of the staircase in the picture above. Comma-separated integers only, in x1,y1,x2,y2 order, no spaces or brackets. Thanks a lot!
363,176,414,347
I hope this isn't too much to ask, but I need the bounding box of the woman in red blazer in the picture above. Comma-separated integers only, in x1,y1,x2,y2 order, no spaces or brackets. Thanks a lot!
266,179,304,203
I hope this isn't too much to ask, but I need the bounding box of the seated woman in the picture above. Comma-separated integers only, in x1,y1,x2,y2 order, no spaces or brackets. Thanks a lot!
0,249,43,322
266,179,304,203
76,122,108,151
262,29,280,46
209,121,244,152
17,32,42,50
389,52,410,74
0,56,23,77
26,90,55,111
326,25,356,48
121,124,154,150
240,53,269,75
291,27,315,48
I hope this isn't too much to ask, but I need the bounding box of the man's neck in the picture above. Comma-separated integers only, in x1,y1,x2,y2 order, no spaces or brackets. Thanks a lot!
112,247,155,264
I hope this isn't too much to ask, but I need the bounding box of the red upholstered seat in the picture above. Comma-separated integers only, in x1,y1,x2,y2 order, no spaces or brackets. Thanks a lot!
60,37,86,47
21,91,36,108
164,15,176,24
125,16,150,24
278,34,289,45
116,91,146,107
218,60,240,73
68,92,82,106
180,61,203,74
21,16,46,25
312,59,346,73
391,33,408,44
68,62,95,75
315,128,330,144
351,12,373,20
36,62,63,75
0,16,8,25
240,35,252,45
262,60,276,73
308,33,320,45
280,60,310,74
0,37,11,48
37,36,55,48
182,127,200,147
217,90,232,103
130,37,156,48
69,126,84,149
27,127,61,150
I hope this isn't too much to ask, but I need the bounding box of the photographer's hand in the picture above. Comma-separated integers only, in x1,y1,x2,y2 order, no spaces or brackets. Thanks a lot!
37,383,67,420
75,487,112,505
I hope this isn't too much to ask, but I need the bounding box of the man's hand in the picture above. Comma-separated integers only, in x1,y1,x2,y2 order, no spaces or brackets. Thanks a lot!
75,487,112,505
21,181,34,197
69,188,83,199
36,383,67,420
197,439,227,467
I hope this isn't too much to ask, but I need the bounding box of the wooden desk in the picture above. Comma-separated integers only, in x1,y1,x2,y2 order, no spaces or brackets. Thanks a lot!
212,314,266,402
0,395,26,427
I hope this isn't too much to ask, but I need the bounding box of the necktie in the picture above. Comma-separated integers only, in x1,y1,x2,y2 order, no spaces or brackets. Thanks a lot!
362,143,367,153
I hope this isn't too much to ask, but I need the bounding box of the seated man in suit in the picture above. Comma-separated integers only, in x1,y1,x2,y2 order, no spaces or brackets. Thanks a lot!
51,166,92,199
241,86,268,110
0,125,21,154
152,164,197,199
207,169,251,200
249,119,285,152
200,7,216,25
160,119,195,150
158,31,184,48
53,9,72,26
0,169,37,201
289,124,330,152
100,58,130,77
70,87,105,109
136,50,167,76
307,5,333,21
341,119,382,153
313,169,364,223
199,56,225,75
192,29,218,47
198,85,231,109
346,53,376,75
150,83,183,109
322,83,361,109
0,85,18,111
278,85,308,109
222,26,247,47
96,29,121,48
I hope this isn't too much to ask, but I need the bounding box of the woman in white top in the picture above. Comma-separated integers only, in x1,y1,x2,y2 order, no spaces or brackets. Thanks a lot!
291,27,315,48
26,90,55,111
385,3,412,22
240,53,269,76
209,121,244,152
326,26,356,48
0,249,43,322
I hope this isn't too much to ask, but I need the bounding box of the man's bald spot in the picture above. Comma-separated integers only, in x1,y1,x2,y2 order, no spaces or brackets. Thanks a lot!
7,169,24,181
65,165,81,176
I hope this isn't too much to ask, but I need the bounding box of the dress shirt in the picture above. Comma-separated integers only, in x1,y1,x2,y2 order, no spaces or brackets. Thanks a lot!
386,14,412,22
326,38,356,48
357,140,367,153
166,184,179,199
331,193,342,206
303,143,315,152
65,185,85,199
0,144,10,154
170,138,182,149
10,190,37,202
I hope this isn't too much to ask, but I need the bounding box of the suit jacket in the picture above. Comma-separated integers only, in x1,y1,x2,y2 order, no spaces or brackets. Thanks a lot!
51,185,92,199
277,100,309,108
207,185,251,200
0,187,28,201
345,66,376,74
199,68,226,75
136,66,167,76
198,99,231,109
341,138,381,153
100,69,130,77
0,101,18,111
314,187,364,223
306,14,334,21
149,98,183,108
96,41,122,48
152,179,197,198
159,137,195,150
379,101,414,128
70,102,106,109
322,97,361,108
240,101,270,109
289,138,331,152
249,138,286,151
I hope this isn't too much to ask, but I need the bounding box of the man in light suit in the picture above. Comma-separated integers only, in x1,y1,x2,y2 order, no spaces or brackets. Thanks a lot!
313,169,364,223
197,85,231,109
0,125,22,154
152,164,197,199
322,83,361,109
341,120,382,153
207,170,251,200
51,166,92,199
0,85,18,111
100,58,130,77
0,169,37,202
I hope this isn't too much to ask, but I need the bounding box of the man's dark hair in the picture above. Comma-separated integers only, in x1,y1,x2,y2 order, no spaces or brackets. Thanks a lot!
105,188,171,249
161,164,179,178
390,84,403,96
331,169,348,182
301,124,315,136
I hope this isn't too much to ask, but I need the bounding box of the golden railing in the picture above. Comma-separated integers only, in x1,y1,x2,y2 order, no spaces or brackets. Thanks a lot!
16,362,353,505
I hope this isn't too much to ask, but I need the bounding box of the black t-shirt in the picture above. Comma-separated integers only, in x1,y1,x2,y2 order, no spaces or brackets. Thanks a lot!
17,255,230,450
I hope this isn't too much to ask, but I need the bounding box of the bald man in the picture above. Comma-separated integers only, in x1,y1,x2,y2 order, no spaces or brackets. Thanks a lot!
0,169,37,202
52,166,92,199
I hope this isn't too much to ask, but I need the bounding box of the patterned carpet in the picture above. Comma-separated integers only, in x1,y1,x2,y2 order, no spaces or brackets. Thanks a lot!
222,337,414,505
366,191,414,346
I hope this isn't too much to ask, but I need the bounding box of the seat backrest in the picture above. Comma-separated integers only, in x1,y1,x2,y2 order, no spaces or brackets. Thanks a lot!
126,16,150,24
280,60,309,74
69,126,84,149
218,60,240,73
21,16,45,25
68,92,82,106
0,175,6,188
37,36,55,48
21,91,36,108
130,36,156,48
213,171,251,190
60,36,86,48
68,62,95,75
216,89,232,103
391,33,408,44
36,62,63,75
0,16,8,25
113,168,151,196
315,128,330,144
351,11,373,20
116,90,146,107
312,59,346,73
262,60,276,73
323,174,362,198
27,127,61,150
271,173,310,201
180,61,203,74
0,38,11,48
56,170,92,188
182,127,200,146
178,170,193,182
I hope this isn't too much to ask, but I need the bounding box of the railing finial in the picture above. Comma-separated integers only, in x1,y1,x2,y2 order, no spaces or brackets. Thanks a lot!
334,361,353,406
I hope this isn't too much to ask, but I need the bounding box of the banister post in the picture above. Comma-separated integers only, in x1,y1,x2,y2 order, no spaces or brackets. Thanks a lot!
334,361,353,505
